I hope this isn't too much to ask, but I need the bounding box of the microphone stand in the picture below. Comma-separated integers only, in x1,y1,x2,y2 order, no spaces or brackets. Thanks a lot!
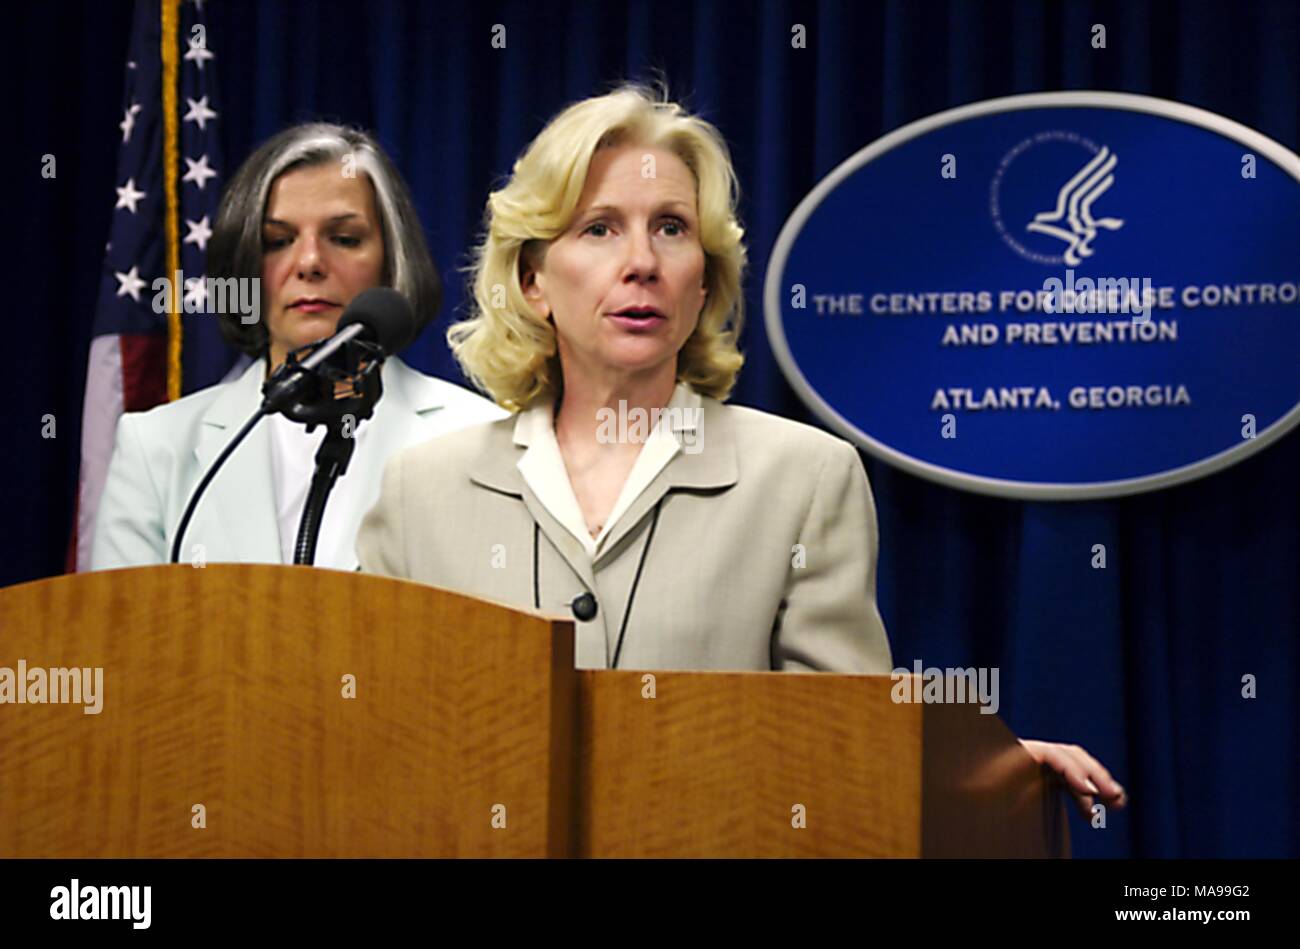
284,341,384,566
167,338,384,565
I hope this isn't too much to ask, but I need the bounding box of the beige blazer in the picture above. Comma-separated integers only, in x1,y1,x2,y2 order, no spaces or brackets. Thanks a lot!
356,394,893,673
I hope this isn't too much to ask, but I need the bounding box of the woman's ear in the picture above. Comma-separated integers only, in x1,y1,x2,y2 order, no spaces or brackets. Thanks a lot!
520,268,550,321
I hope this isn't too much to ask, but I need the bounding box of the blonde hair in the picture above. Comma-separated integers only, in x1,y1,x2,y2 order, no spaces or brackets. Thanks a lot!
449,83,747,411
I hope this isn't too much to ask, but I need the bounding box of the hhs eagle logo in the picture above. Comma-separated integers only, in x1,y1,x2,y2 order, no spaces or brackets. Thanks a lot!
1026,146,1126,265
990,131,1125,266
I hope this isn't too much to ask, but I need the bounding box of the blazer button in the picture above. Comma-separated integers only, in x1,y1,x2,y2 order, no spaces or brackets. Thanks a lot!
570,592,598,622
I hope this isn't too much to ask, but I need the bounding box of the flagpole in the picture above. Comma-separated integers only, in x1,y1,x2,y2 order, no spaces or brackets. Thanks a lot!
160,0,182,402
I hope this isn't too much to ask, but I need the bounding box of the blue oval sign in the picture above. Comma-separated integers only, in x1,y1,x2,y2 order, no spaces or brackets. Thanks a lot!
764,92,1300,498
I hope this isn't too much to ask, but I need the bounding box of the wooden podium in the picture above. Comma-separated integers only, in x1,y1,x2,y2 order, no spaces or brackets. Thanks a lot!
0,566,1067,858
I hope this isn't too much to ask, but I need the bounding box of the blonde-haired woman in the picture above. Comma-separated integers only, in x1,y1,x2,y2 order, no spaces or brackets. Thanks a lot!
357,86,1125,818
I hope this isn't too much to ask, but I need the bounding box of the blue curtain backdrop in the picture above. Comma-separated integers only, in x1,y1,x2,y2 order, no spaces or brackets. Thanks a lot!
11,0,1298,858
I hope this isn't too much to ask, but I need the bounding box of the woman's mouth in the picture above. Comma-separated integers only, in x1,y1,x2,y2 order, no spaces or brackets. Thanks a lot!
289,298,340,314
608,307,667,330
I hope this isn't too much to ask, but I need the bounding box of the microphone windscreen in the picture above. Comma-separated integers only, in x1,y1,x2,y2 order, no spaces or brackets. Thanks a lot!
337,287,416,354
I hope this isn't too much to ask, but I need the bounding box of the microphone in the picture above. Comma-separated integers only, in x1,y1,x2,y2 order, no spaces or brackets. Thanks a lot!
262,287,415,414
335,286,417,354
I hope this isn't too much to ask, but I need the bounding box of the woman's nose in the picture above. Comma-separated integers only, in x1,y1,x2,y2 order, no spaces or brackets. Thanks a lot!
621,229,659,282
295,235,325,278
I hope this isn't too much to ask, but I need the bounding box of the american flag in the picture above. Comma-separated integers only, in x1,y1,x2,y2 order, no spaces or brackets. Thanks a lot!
70,0,237,572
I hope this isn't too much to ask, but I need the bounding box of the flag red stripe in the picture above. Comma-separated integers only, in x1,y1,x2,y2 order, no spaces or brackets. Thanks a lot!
119,333,169,412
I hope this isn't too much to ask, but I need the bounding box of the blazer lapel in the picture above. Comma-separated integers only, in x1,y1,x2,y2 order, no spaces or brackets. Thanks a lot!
467,416,601,597
191,359,282,562
330,358,448,561
592,396,739,565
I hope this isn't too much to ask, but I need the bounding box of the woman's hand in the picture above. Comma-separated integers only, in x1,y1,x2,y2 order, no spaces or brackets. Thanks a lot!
1020,739,1127,819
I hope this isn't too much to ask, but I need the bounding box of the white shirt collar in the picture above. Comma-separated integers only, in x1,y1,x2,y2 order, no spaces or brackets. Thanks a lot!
515,382,702,557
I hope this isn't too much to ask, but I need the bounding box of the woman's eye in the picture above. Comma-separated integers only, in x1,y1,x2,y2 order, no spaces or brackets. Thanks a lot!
263,237,288,251
660,218,688,237
582,222,610,238
333,235,361,247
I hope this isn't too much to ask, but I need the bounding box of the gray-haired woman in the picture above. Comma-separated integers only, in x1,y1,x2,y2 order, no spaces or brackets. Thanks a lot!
91,123,504,571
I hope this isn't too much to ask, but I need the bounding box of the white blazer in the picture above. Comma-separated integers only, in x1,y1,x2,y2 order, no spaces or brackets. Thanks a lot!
90,356,506,570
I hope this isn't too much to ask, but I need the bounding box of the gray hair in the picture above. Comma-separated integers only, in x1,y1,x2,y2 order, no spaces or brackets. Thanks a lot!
207,122,441,358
